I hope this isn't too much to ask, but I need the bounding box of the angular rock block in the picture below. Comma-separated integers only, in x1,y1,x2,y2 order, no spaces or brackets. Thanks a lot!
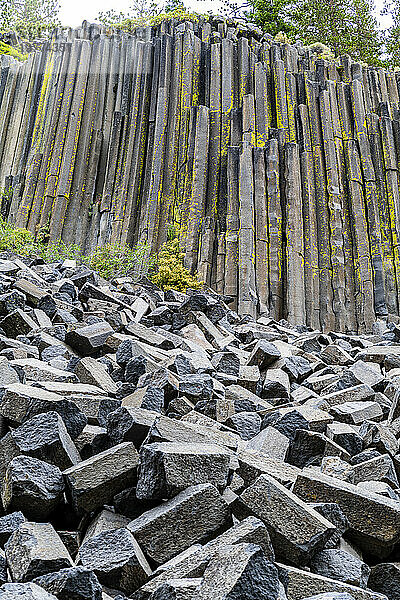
136,442,231,500
10,358,77,383
0,411,80,472
74,357,117,394
33,567,102,600
196,543,279,599
277,563,388,600
64,442,139,514
5,522,73,582
234,474,336,565
128,483,230,564
133,516,275,599
2,456,64,520
79,527,151,595
246,340,281,369
311,549,370,588
107,407,158,447
293,469,400,556
65,322,113,356
368,562,400,599
0,512,26,547
0,583,58,599
0,383,87,439
149,578,201,599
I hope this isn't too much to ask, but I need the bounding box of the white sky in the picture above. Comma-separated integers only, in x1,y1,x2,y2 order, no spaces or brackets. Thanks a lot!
59,0,391,29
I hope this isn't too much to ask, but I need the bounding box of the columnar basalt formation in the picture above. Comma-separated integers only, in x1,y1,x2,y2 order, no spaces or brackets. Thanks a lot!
1,18,400,332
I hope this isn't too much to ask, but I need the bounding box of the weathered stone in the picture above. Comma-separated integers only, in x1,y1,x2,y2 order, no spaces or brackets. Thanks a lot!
211,352,240,376
178,374,213,402
0,512,26,547
368,562,400,599
326,423,363,457
234,474,336,565
0,310,37,338
311,549,370,588
74,424,109,459
133,516,275,599
78,528,151,594
321,385,375,407
277,563,388,600
288,429,350,468
330,401,382,425
0,583,58,599
107,407,158,446
246,340,281,369
5,522,73,582
122,386,164,412
0,383,87,439
246,426,290,459
83,508,130,543
74,357,117,394
33,567,102,600
65,322,114,355
349,360,384,390
0,411,80,471
262,409,310,441
64,442,139,514
128,483,230,564
10,358,77,383
321,345,354,365
2,456,64,519
196,543,280,599
293,468,400,555
136,442,231,499
145,414,239,450
237,450,300,487
311,503,349,549
226,411,261,440
148,578,201,600
0,357,19,388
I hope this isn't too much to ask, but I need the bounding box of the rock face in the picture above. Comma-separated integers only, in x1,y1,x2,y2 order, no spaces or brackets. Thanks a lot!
2,16,400,334
0,255,398,598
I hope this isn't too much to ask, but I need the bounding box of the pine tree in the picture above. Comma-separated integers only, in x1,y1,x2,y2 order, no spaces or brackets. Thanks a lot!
383,0,400,66
0,0,60,37
293,0,383,64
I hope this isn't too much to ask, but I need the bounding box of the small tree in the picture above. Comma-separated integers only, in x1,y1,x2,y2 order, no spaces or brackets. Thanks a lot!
383,0,400,67
292,0,383,64
0,0,60,38
218,0,296,36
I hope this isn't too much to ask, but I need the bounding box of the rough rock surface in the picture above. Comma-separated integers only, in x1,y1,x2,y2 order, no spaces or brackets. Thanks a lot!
0,254,397,598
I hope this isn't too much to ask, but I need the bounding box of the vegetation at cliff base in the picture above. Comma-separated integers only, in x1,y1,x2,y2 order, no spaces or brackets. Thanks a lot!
0,217,202,291
152,239,203,292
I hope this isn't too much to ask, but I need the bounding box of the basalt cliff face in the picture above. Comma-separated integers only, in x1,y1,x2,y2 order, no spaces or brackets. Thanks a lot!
1,18,400,331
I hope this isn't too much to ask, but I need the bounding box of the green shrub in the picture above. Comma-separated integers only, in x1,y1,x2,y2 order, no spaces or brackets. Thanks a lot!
151,238,203,292
0,217,153,282
308,42,335,62
87,241,154,281
274,31,292,44
0,218,38,254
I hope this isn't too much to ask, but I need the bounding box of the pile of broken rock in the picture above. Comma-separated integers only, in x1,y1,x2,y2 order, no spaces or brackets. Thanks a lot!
0,254,399,600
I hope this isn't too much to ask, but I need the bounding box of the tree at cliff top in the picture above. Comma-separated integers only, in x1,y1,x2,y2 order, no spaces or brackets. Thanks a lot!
97,0,187,28
383,0,400,66
0,0,60,38
223,0,383,64
221,0,297,36
293,0,383,65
